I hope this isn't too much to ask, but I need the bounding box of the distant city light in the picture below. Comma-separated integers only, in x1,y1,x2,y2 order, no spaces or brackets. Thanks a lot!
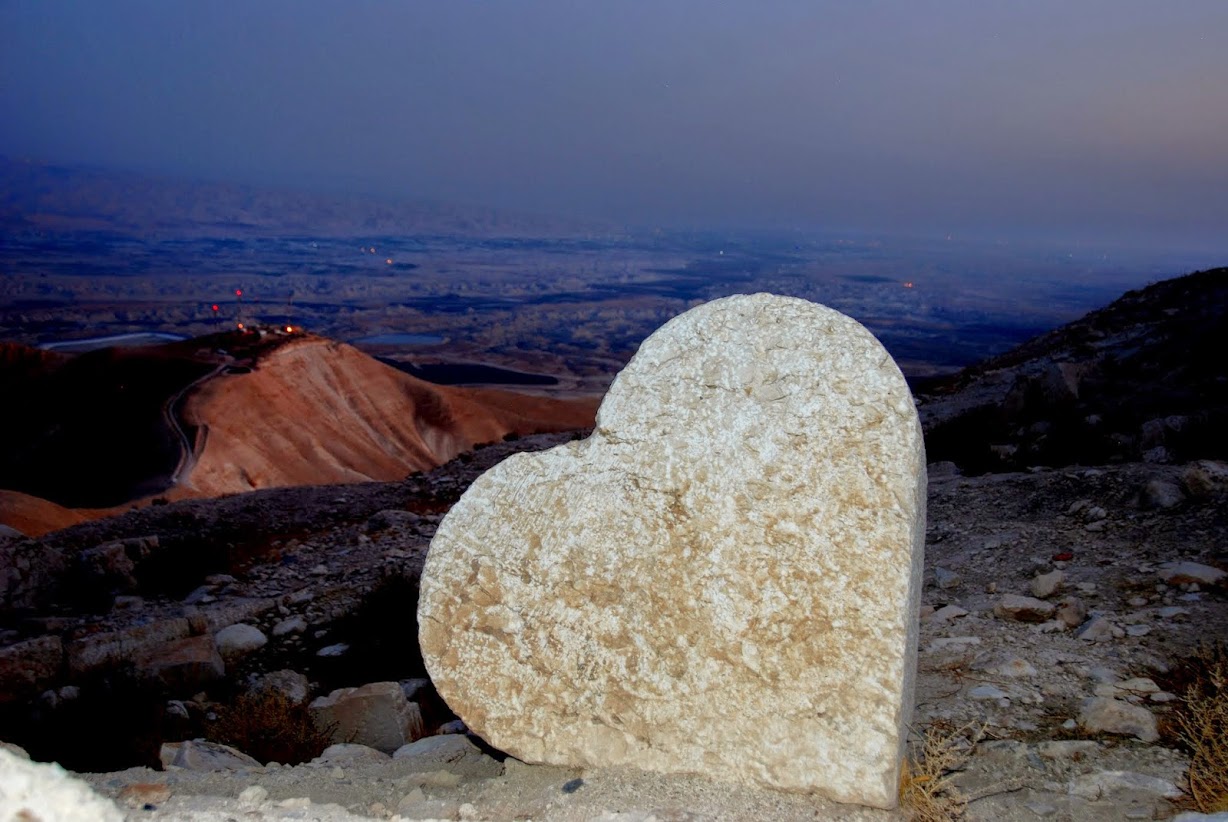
237,322,245,330
285,326,294,333
903,282,915,288
386,258,393,265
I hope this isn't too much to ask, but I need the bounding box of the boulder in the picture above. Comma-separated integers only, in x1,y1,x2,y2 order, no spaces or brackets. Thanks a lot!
1030,570,1064,599
251,669,311,706
1077,697,1159,742
271,615,307,637
66,617,191,677
76,536,159,595
1141,479,1185,510
418,294,926,808
215,623,268,662
994,594,1056,622
1076,616,1121,642
309,681,426,753
1056,597,1087,628
135,634,225,694
391,735,514,780
160,739,261,770
1182,460,1228,496
0,634,62,704
313,743,390,764
1158,562,1226,587
0,747,123,821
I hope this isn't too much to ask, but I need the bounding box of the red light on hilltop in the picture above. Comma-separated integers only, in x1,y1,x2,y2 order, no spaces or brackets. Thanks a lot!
235,289,243,297
211,304,219,312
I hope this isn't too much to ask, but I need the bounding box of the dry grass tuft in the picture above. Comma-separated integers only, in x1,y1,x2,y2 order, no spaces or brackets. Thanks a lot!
207,689,334,766
899,721,980,821
1175,642,1228,813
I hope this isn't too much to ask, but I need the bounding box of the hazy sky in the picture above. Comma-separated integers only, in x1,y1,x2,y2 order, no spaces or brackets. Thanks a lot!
3,1,1226,249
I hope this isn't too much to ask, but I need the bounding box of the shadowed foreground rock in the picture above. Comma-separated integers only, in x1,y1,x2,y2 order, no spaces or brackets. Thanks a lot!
419,294,926,809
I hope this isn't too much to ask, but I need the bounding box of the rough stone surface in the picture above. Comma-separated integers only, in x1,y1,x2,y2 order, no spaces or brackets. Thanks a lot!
419,294,926,809
214,623,268,662
251,668,311,705
313,743,391,765
161,739,262,770
995,594,1056,622
1158,561,1226,586
309,681,426,753
0,747,124,821
1078,697,1159,742
135,634,226,694
0,634,62,703
1141,478,1185,509
1030,570,1064,599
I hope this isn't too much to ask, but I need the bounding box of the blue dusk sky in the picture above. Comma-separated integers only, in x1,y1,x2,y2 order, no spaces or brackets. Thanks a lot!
2,1,1226,249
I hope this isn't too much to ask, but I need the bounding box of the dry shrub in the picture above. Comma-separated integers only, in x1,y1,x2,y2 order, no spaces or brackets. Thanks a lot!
1175,643,1228,813
207,689,333,766
899,722,979,822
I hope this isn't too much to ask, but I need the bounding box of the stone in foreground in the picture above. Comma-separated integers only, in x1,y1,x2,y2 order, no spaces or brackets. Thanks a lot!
309,681,426,753
0,747,123,821
419,294,926,809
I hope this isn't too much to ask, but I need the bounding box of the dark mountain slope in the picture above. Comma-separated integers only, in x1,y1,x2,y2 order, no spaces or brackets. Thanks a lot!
920,266,1228,473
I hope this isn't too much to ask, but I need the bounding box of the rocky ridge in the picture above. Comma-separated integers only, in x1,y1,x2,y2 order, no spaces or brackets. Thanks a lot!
920,266,1228,474
3,269,1228,820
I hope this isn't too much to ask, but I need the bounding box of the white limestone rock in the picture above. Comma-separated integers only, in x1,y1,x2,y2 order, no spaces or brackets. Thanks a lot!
1031,570,1065,599
1158,562,1226,587
0,746,123,821
419,294,926,809
215,623,268,662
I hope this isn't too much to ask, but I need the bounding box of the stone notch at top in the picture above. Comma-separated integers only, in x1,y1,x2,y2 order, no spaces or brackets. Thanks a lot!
418,293,926,809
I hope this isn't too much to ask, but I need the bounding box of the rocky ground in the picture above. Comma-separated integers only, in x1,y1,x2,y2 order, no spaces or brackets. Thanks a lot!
2,430,1226,820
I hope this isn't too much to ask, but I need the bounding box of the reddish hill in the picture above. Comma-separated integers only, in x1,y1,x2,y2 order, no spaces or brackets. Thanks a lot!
0,489,91,537
0,331,597,533
179,336,597,496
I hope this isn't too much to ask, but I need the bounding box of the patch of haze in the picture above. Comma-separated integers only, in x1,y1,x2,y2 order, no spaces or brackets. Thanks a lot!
1,0,1225,251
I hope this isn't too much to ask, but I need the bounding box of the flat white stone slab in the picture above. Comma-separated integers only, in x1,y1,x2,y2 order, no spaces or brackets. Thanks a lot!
419,293,926,808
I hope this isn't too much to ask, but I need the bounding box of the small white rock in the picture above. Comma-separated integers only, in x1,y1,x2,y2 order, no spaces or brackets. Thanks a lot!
1031,570,1065,599
1159,562,1226,586
214,624,268,662
316,643,350,657
272,616,308,637
239,785,269,808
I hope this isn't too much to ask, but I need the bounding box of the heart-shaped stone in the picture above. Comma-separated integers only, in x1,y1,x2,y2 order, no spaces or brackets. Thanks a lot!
419,294,925,808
